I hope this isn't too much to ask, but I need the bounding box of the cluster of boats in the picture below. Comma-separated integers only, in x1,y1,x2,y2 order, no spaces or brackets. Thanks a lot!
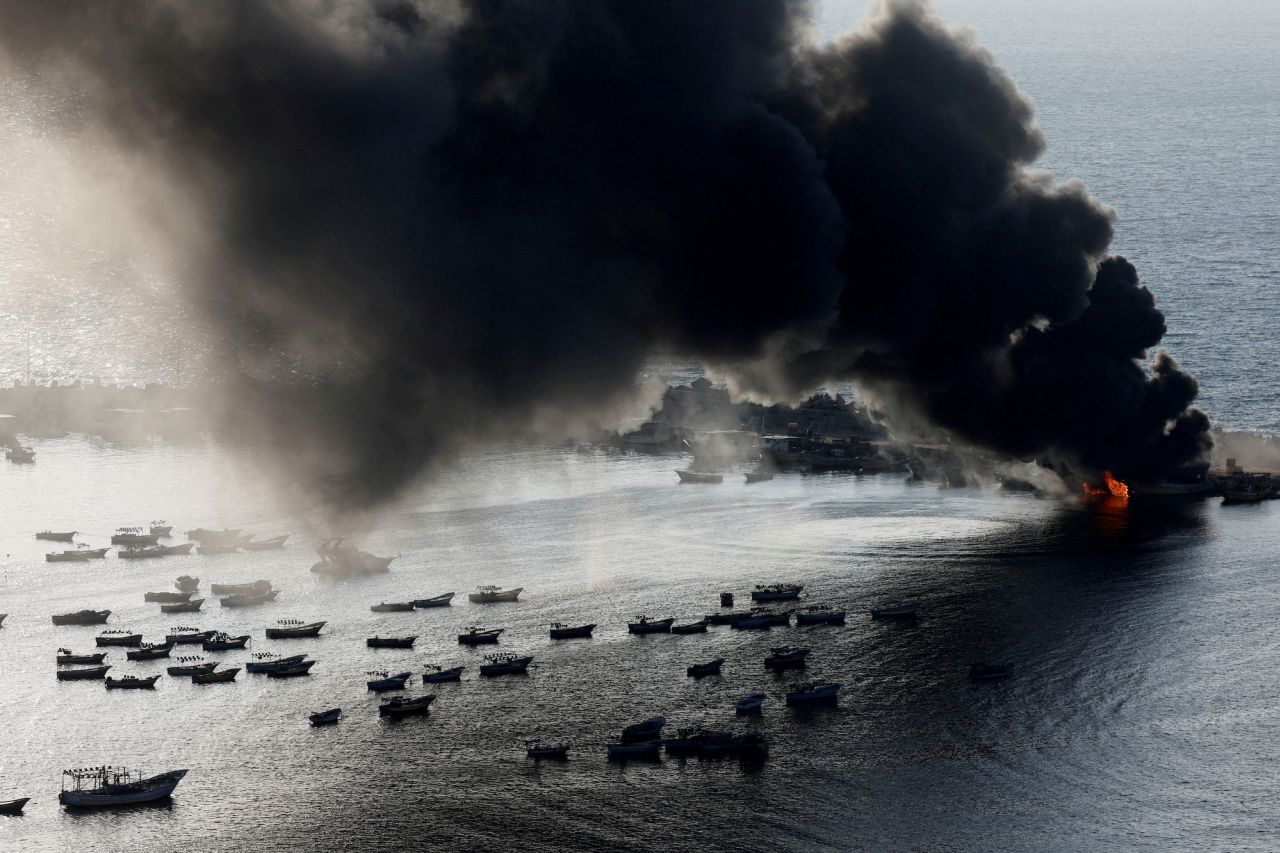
37,523,288,563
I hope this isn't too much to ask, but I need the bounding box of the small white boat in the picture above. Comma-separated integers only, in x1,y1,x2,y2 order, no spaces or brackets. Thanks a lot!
468,586,523,603
735,693,767,714
59,767,187,807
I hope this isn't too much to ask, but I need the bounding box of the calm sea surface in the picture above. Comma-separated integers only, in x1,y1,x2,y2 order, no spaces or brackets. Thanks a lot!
2,2,1279,851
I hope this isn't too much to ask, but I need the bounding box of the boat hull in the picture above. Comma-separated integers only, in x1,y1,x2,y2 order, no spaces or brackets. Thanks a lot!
202,636,250,651
95,634,142,647
0,797,29,814
468,588,523,603
57,665,111,680
422,667,464,683
628,619,674,634
549,624,595,639
59,770,186,807
264,622,325,639
52,610,110,626
413,593,455,608
458,632,502,645
161,599,204,614
367,637,417,648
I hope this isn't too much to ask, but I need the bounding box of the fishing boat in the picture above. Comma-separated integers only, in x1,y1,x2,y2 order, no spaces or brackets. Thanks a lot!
118,543,194,560
51,609,110,626
468,586,523,603
167,658,217,676
479,653,533,675
57,649,107,665
764,647,810,669
150,523,172,538
37,530,76,542
795,608,846,625
0,797,29,814
628,616,674,634
144,591,193,604
744,470,775,483
525,740,569,760
549,622,595,639
705,612,741,625
675,469,722,484
621,715,666,743
166,628,214,645
309,708,341,726
969,662,1014,682
686,658,725,678
670,619,708,634
735,693,767,714
457,627,503,645
245,653,307,673
196,542,240,555
607,740,661,759
174,575,200,592
266,661,316,678
751,583,803,602
59,767,187,807
202,633,250,651
784,681,842,705
367,636,417,649
370,601,416,613
870,601,920,620
111,529,158,546
186,528,242,545
662,728,705,755
729,615,771,630
209,579,271,596
126,643,174,661
265,620,324,639
95,631,142,647
242,534,289,551
193,667,240,684
367,671,412,692
57,665,112,681
104,675,160,690
47,547,109,563
220,590,280,608
310,538,396,576
700,732,768,757
379,695,435,718
422,665,465,683
413,592,455,608
161,598,204,614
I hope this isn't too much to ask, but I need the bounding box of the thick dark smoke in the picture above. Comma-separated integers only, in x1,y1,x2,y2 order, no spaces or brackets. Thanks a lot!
0,0,1210,506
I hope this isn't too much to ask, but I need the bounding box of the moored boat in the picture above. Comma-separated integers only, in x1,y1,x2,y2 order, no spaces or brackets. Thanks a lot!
144,591,193,604
245,653,307,673
52,609,110,626
729,615,771,630
104,675,160,690
59,767,187,807
193,667,240,684
0,797,29,814
763,647,810,670
458,627,503,645
220,590,280,608
126,643,174,661
47,547,106,563
370,601,416,613
37,530,77,542
671,619,708,634
422,665,465,683
367,636,417,649
167,658,217,676
621,715,666,743
549,622,595,639
367,671,412,692
202,633,250,651
196,542,240,555
57,665,112,681
266,661,316,678
309,708,341,726
607,739,661,759
751,583,803,602
686,658,725,678
413,592,455,608
735,693,767,714
242,534,290,551
111,529,158,546
525,740,569,760
870,601,920,620
150,523,172,538
479,653,533,675
57,649,107,665
166,628,215,645
468,586,523,603
784,681,842,705
675,469,722,484
118,543,194,560
209,579,271,596
795,608,846,625
187,527,242,545
174,575,200,592
627,616,674,635
95,631,142,647
265,620,324,639
161,598,205,614
379,694,435,718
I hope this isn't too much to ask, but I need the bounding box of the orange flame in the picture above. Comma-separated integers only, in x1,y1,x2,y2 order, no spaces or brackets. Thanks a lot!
1083,470,1129,499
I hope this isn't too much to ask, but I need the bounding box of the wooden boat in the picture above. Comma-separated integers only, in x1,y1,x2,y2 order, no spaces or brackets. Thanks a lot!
784,681,842,705
368,636,418,649
549,622,595,639
57,649,107,665
105,675,160,690
796,608,846,625
413,592,455,608
458,627,503,645
671,619,708,634
705,612,741,625
242,534,289,551
174,575,200,592
5,446,35,463
126,643,174,661
245,654,307,673
196,543,240,555
607,740,661,759
52,609,110,626
370,601,416,613
735,693,767,714
59,767,187,807
686,658,725,678
870,601,921,620
118,543,194,560
479,654,533,675
379,695,435,718
969,663,1014,682
309,708,341,726
47,547,109,562
0,797,29,814
266,661,316,678
663,728,712,755
220,590,280,608
751,583,803,602
525,740,568,760
210,579,271,596
621,715,666,743
150,524,172,538
202,633,250,651
628,616,674,635
111,530,159,546
95,631,142,647
468,586,523,603
144,591,193,604
167,659,217,676
161,598,204,614
754,609,793,626
367,671,412,692
166,629,214,645
57,665,112,681
675,469,722,484
187,527,242,544
422,665,465,683
764,647,810,669
193,667,240,684
37,530,76,542
744,470,775,483
729,615,771,630
265,620,324,639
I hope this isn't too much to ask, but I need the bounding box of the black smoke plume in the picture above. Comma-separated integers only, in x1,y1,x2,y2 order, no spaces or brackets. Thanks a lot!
0,0,1210,505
